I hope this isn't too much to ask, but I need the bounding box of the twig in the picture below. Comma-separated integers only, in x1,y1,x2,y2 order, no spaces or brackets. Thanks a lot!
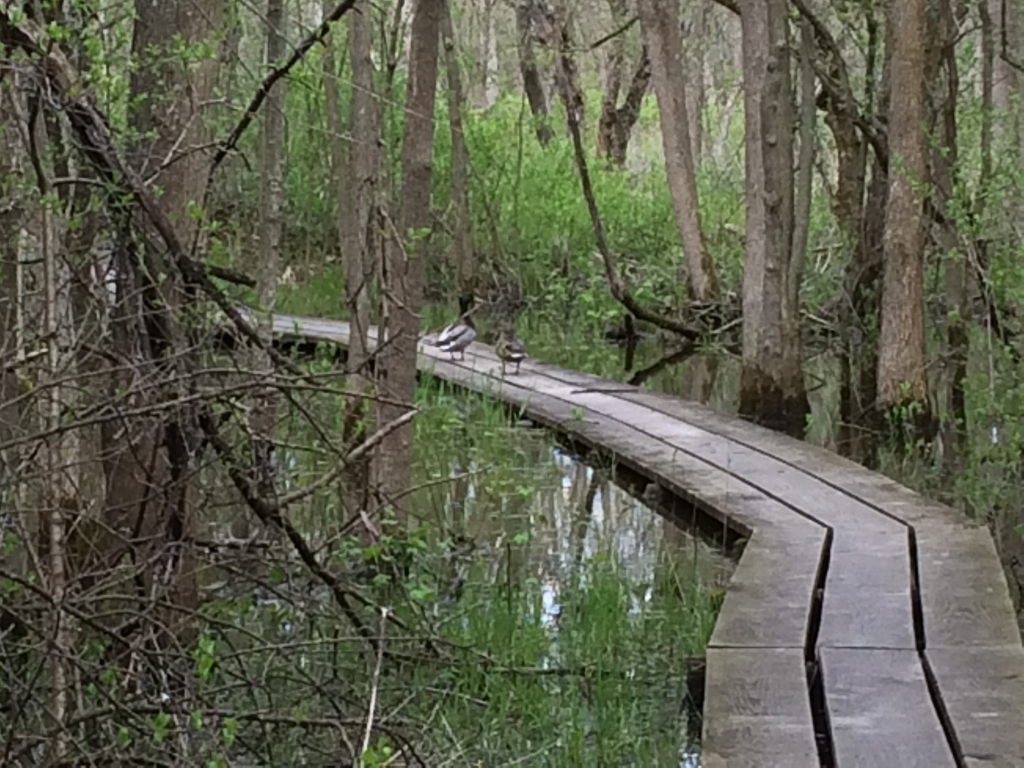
360,608,389,759
589,15,637,50
208,0,360,172
277,409,417,507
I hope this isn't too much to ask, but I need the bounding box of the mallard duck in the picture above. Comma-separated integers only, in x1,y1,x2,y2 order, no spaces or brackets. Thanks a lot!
496,327,527,375
436,293,477,361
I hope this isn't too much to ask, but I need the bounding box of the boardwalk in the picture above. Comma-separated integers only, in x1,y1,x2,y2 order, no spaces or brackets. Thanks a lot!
250,311,1024,767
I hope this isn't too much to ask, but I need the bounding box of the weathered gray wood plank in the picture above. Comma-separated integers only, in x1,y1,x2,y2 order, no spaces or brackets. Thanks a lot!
710,526,825,649
916,523,1021,648
927,646,1024,768
818,534,914,649
822,648,957,768
702,648,818,768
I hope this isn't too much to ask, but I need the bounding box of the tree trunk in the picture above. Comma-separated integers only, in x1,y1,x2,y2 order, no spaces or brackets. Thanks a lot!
638,0,718,303
989,0,1022,151
933,0,967,468
536,0,585,134
0,84,21,468
120,0,225,648
322,0,375,532
738,0,808,436
441,0,475,295
790,19,815,311
251,0,288,501
608,49,651,167
516,0,554,145
877,0,932,433
28,99,76,764
379,0,441,508
833,10,878,466
681,0,708,163
597,0,628,161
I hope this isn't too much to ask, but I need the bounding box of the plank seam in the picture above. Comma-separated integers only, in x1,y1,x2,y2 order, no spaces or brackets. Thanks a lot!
920,651,968,768
806,526,836,768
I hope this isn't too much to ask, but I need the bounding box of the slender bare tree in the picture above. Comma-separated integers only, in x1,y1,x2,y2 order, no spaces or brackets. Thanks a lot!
638,0,718,303
442,0,475,294
251,0,288,500
378,0,441,507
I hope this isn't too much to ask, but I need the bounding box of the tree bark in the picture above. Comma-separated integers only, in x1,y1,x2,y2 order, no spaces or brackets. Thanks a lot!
251,0,288,501
877,0,932,429
379,0,441,508
737,0,808,435
597,0,628,161
119,0,225,647
681,0,708,163
790,19,815,311
831,8,878,465
27,96,76,764
638,0,718,303
536,0,585,134
441,0,475,295
516,0,553,145
933,0,967,467
333,0,378,529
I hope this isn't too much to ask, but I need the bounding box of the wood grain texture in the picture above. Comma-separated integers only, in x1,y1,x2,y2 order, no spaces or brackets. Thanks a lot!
702,648,818,768
916,523,1021,648
710,525,825,649
927,646,1024,767
822,648,958,768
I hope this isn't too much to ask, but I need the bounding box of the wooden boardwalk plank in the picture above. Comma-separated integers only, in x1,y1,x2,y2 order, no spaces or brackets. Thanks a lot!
533,365,964,526
916,523,1021,648
710,526,825,649
818,535,914,649
927,646,1024,767
822,648,957,768
702,648,818,768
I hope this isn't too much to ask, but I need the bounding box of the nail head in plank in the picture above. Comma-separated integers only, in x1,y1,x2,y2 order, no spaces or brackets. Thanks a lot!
821,648,958,768
702,647,818,768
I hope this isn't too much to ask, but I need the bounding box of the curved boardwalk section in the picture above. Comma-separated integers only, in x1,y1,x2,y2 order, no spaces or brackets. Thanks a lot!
254,312,1024,767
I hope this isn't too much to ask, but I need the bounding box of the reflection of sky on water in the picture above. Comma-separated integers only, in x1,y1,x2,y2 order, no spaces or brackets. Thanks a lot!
445,441,732,766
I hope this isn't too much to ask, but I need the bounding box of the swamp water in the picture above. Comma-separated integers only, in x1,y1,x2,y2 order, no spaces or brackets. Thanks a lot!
198,380,733,766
